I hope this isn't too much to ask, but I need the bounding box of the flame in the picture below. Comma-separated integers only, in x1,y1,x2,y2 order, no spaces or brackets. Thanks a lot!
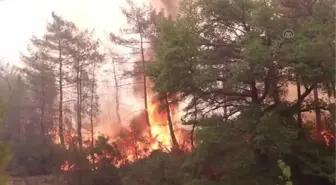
61,161,75,171
113,93,190,162
321,130,335,147
49,92,190,172
148,97,181,149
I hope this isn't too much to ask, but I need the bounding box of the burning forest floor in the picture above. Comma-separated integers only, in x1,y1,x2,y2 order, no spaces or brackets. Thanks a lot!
52,94,192,172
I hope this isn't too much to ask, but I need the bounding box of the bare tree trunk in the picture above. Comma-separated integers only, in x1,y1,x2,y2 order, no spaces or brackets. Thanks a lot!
111,57,121,125
79,74,83,150
313,87,323,136
222,80,228,121
140,32,151,133
190,123,196,149
296,80,303,129
90,67,95,167
75,65,83,185
191,101,197,149
76,66,83,150
296,79,304,139
58,43,65,146
163,95,179,148
40,66,46,143
40,94,46,142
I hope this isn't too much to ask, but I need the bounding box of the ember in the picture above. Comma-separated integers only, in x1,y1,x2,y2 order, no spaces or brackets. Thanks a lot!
61,161,75,171
321,130,335,147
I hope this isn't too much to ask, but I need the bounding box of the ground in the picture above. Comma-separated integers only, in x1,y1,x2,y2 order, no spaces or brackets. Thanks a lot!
7,175,66,185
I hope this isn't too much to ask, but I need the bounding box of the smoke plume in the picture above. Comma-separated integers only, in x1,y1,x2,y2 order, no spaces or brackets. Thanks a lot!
149,0,179,17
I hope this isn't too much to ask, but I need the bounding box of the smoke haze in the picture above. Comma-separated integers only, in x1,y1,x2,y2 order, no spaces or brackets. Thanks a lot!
149,0,179,16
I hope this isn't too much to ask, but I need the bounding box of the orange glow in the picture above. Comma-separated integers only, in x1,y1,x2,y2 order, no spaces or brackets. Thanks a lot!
61,161,75,171
148,97,181,149
49,90,190,171
321,130,335,147
113,92,190,162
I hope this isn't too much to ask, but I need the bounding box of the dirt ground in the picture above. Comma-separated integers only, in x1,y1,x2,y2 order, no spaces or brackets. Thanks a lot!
7,175,66,185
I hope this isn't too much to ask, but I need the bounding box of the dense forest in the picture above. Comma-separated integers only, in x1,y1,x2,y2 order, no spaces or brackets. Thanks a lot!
0,0,335,185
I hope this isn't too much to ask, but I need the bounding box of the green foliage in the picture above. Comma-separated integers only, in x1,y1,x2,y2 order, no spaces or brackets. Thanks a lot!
278,160,293,185
0,142,10,185
0,100,10,185
0,1,334,185
292,140,335,183
253,112,298,154
7,138,67,176
146,16,201,97
184,179,220,185
64,136,122,185
121,150,183,185
144,0,335,185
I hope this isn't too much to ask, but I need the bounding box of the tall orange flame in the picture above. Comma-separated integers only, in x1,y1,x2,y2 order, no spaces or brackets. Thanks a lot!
50,92,190,171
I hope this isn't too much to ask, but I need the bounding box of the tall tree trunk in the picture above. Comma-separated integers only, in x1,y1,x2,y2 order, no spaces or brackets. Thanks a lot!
296,80,303,129
313,87,323,136
190,123,196,149
296,79,303,139
40,93,46,142
111,57,121,125
191,99,197,150
90,67,95,167
140,33,151,133
40,66,46,143
76,66,83,150
79,73,83,150
163,95,179,148
222,79,228,120
58,44,65,146
270,66,280,104
75,66,83,185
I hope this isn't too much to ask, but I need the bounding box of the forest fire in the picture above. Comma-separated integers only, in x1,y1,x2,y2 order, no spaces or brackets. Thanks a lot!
147,97,188,150
50,92,190,171
60,161,75,171
110,93,190,162
321,130,335,147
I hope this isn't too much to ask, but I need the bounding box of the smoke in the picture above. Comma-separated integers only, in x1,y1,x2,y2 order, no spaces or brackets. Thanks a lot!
129,55,148,101
160,0,179,16
99,0,181,127
149,0,179,17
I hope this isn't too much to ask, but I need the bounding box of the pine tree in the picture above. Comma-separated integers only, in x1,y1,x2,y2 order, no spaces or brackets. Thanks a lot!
35,12,78,146
146,0,335,184
67,29,103,150
107,50,123,126
21,46,57,140
109,0,153,133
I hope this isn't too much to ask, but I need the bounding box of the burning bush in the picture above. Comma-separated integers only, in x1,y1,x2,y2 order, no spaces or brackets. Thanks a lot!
63,136,122,185
50,86,191,172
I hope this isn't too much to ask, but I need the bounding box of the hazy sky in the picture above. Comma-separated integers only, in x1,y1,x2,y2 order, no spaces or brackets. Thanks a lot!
0,0,148,65
0,0,155,124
